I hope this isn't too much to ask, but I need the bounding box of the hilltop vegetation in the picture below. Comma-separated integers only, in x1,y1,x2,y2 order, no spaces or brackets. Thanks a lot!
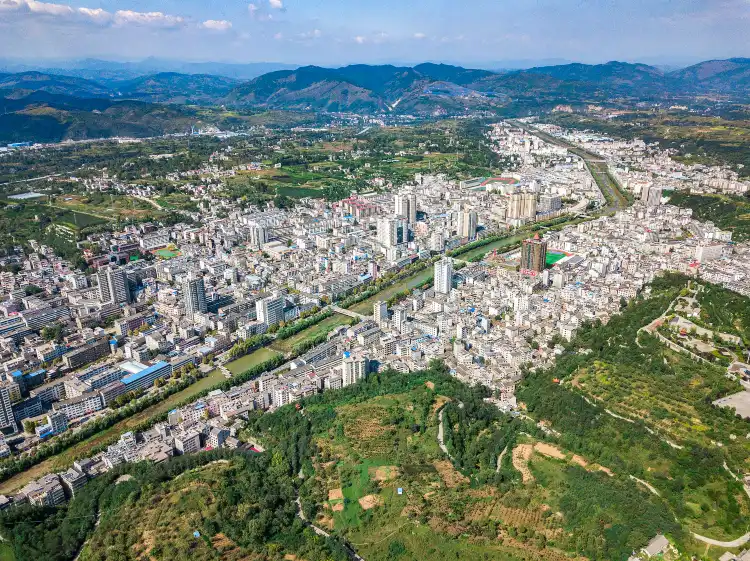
668,191,750,241
518,274,750,543
250,364,681,561
0,451,350,561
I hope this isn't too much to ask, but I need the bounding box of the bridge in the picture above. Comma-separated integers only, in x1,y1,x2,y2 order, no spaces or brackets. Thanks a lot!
331,305,372,322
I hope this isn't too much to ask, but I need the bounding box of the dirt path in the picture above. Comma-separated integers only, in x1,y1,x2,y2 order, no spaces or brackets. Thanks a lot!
511,444,534,483
629,475,661,497
692,532,750,548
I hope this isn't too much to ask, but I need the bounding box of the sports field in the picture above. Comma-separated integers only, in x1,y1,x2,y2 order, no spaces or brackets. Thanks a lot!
154,248,180,259
546,250,569,267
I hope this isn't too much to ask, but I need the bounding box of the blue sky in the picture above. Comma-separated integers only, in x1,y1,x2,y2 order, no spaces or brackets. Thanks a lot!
0,0,747,66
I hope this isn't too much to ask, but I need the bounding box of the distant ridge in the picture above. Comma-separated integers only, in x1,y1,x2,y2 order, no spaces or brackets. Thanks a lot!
1,57,750,142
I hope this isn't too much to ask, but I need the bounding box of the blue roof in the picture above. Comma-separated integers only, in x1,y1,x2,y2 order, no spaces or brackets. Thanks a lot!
10,370,22,378
121,361,170,385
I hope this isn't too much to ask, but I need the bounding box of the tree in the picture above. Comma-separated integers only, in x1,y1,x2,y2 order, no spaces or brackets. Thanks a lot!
23,419,39,434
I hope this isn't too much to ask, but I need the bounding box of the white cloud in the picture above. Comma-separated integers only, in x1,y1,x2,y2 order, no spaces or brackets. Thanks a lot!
413,32,426,39
201,19,232,31
354,35,365,44
299,28,322,39
0,0,190,29
113,10,185,28
77,7,111,24
269,0,283,9
26,0,72,16
248,3,259,13
273,32,283,39
0,0,76,16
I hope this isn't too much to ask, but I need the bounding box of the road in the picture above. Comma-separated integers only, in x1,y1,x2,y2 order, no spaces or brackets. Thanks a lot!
692,531,750,548
0,172,66,187
509,120,630,213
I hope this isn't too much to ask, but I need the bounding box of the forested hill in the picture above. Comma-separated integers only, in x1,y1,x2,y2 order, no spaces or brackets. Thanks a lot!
2,57,750,143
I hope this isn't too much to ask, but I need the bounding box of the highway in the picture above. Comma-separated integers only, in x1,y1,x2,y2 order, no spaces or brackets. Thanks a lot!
509,120,631,213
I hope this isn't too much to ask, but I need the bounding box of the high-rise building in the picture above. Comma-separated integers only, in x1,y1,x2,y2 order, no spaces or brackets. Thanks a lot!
434,257,454,295
538,194,562,213
394,194,408,219
407,193,417,224
640,183,652,204
394,193,418,224
256,294,285,327
248,223,268,250
646,186,663,207
507,193,537,221
183,275,207,318
342,354,369,387
457,210,478,239
0,384,17,434
377,217,407,248
368,261,379,280
520,233,548,276
374,301,388,325
391,305,408,331
97,266,131,305
430,231,445,252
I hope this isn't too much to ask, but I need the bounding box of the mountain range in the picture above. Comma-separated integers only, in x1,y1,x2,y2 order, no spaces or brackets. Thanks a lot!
1,57,749,142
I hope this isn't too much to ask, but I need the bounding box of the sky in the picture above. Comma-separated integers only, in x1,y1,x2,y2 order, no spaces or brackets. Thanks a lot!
0,0,748,67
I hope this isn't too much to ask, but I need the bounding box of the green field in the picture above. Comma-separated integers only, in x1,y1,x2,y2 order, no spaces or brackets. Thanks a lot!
270,313,351,354
224,346,281,376
545,251,567,266
350,267,435,315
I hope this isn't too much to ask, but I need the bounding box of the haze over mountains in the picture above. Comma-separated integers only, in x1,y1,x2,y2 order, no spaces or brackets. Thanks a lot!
1,57,749,143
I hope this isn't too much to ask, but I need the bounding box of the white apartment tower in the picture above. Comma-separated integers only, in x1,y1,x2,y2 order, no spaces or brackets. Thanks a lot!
0,384,17,434
434,257,454,295
342,354,368,387
98,266,131,305
458,210,478,239
183,275,207,318
256,294,285,327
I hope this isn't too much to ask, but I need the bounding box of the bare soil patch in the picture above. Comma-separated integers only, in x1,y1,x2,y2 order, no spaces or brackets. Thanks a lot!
433,459,469,488
512,444,534,483
328,488,344,501
370,465,399,482
534,442,566,460
571,454,588,467
358,494,382,510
